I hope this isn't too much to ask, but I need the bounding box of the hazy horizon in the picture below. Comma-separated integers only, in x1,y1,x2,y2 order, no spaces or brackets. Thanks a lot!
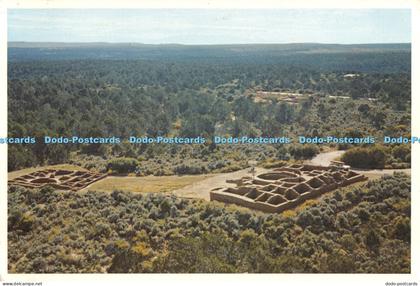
8,9,411,45
7,41,412,45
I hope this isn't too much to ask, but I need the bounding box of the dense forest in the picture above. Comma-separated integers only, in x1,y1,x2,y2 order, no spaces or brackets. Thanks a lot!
8,173,410,273
7,43,412,274
7,43,411,172
8,42,410,74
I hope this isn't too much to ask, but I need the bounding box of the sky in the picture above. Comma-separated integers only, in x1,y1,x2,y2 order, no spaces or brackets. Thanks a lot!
8,9,411,44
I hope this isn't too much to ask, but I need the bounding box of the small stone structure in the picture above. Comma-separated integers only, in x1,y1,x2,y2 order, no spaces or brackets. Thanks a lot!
8,169,107,191
254,91,311,104
210,164,367,213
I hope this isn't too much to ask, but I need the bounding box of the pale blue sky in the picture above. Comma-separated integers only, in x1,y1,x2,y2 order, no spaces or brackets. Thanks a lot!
8,9,411,44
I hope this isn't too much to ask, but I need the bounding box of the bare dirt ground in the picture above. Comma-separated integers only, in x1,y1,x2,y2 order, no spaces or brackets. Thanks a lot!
172,167,268,200
306,150,345,166
355,168,411,180
83,174,214,194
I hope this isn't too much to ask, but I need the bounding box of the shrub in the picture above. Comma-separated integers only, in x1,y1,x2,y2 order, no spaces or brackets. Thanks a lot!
358,103,370,113
219,163,242,173
173,164,205,175
392,145,411,163
391,216,410,242
289,145,319,160
260,160,288,169
341,146,387,169
107,157,139,174
8,210,35,233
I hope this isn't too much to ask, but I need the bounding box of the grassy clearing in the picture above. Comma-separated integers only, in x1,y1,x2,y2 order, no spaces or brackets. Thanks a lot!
8,164,88,180
84,174,214,193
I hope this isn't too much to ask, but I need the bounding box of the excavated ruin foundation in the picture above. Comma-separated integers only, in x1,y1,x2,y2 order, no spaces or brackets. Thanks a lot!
210,164,367,213
8,169,107,191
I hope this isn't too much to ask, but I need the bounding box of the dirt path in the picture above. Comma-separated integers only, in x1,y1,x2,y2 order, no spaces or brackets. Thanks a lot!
355,168,411,179
308,150,411,178
306,150,345,166
172,167,267,200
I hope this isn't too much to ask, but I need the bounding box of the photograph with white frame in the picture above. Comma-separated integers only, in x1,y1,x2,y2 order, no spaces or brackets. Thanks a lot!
0,0,419,285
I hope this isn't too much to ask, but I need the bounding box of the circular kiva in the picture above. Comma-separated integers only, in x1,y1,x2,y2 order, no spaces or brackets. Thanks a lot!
257,171,297,181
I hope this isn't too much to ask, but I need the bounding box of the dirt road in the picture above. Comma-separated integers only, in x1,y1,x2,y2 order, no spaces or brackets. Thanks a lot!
307,150,411,178
354,168,411,179
306,150,345,166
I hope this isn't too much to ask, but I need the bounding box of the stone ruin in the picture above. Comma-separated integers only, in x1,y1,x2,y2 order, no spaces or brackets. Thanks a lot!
8,169,107,191
210,164,367,213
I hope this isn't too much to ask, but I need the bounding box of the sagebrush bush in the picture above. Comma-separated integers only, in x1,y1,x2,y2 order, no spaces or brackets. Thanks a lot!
107,157,139,174
341,146,387,169
8,173,410,273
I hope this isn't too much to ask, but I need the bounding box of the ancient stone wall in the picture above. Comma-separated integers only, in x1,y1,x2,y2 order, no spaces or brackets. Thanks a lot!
8,169,107,191
210,164,367,213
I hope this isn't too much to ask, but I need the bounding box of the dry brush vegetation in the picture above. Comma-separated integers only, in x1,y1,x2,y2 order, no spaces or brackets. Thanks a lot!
8,173,410,273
